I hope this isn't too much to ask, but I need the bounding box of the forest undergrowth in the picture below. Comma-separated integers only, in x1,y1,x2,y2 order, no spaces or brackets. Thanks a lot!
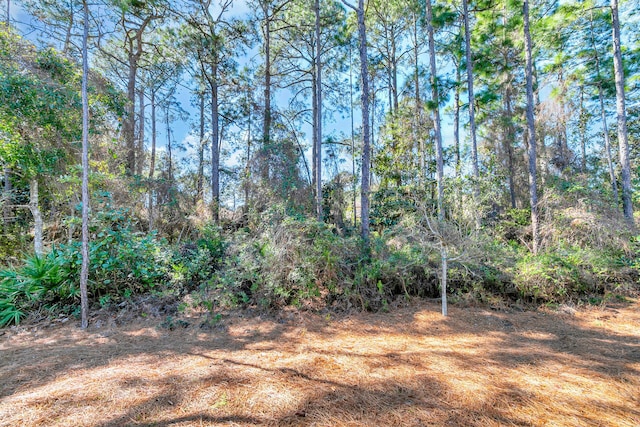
1,299,638,426
1,181,638,329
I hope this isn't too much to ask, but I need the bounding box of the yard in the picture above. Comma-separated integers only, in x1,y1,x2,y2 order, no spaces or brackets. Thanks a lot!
1,300,639,426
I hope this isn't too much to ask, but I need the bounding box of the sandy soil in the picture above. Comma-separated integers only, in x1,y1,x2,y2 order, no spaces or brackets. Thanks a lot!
0,300,639,426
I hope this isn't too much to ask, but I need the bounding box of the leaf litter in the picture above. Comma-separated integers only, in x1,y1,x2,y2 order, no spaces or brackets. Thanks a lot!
0,299,639,426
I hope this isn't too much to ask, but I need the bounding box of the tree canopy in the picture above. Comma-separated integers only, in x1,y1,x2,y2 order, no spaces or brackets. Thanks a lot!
1,0,640,325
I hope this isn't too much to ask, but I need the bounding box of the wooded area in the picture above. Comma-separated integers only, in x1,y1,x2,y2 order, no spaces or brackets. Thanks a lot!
1,0,640,327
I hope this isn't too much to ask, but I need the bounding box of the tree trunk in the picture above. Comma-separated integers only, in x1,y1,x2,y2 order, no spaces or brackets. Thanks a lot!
427,0,447,316
386,35,393,113
136,86,145,177
426,1,444,221
349,42,357,226
454,64,460,178
211,61,220,223
441,250,448,316
3,166,10,225
262,7,272,182
504,86,517,209
356,0,370,244
463,0,480,227
391,35,398,114
579,86,587,174
312,65,317,191
524,0,540,254
196,91,205,204
63,2,73,55
454,62,462,216
80,0,90,329
244,84,252,208
611,0,634,223
29,179,43,257
148,89,157,231
124,55,138,175
315,0,322,222
589,9,619,203
413,13,424,184
370,74,375,187
166,107,173,182
122,17,155,176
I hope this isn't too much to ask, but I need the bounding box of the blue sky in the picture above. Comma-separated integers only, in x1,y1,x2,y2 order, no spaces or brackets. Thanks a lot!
10,0,459,196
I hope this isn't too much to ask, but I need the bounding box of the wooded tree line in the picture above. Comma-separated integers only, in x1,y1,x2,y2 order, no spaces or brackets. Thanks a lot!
1,0,640,325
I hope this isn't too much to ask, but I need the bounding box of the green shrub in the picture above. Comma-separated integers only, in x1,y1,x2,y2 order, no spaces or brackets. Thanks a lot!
0,206,170,326
54,208,168,298
169,225,226,294
0,251,69,327
202,217,362,310
511,247,630,302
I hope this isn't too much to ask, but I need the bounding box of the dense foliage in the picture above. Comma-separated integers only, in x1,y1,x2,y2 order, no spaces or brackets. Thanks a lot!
1,0,640,326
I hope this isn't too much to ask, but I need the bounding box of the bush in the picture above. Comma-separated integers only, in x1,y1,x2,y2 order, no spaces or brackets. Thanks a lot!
199,215,447,313
207,218,359,309
55,207,168,298
512,246,634,303
0,252,70,327
0,207,170,326
169,224,226,294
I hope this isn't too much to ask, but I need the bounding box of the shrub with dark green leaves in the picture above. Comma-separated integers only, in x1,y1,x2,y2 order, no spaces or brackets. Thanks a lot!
55,207,168,298
169,225,226,294
0,251,71,327
0,206,170,326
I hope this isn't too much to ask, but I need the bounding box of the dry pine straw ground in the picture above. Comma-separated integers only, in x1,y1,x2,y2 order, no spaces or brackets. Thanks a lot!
0,300,639,427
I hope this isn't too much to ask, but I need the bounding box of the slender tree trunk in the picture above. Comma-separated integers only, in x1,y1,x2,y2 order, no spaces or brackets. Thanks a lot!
413,13,424,184
29,179,43,256
427,10,444,219
579,86,587,174
500,3,516,209
454,62,462,216
427,0,447,316
315,0,322,222
63,2,73,55
196,90,205,203
136,86,145,177
463,0,480,227
3,166,10,225
148,89,157,231
589,10,619,203
504,87,517,209
385,35,393,113
122,18,154,176
524,0,540,254
124,57,138,175
611,0,634,223
5,0,9,25
454,64,461,178
349,42,357,226
80,0,90,329
244,84,252,208
356,0,370,244
441,252,448,316
312,66,317,191
166,107,173,182
211,61,220,223
391,36,398,114
370,75,375,188
262,8,272,182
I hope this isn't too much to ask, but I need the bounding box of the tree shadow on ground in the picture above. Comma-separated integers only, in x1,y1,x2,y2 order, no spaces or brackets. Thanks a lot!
0,300,638,426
